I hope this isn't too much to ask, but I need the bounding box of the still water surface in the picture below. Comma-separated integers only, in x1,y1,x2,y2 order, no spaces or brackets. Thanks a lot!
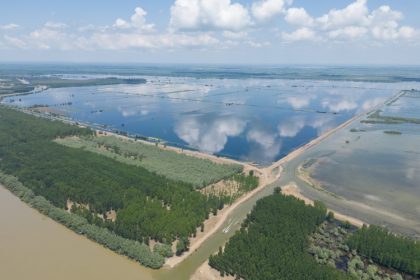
2,77,413,165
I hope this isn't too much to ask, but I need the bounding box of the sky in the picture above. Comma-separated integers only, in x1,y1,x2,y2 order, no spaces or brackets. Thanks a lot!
0,0,419,64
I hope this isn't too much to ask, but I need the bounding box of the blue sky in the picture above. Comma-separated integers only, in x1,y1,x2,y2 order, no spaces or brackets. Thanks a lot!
0,0,419,64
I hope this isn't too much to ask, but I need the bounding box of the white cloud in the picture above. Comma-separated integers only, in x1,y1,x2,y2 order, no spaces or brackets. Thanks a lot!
113,19,131,30
222,30,248,39
3,1,419,53
282,27,318,42
113,6,154,32
398,26,416,39
88,32,219,50
18,4,220,51
368,5,415,40
155,33,219,48
285,8,313,27
252,0,292,22
284,0,418,42
29,26,86,50
3,35,26,49
328,26,367,39
0,23,19,30
247,40,270,48
170,0,252,31
316,0,369,30
369,5,402,27
44,22,68,29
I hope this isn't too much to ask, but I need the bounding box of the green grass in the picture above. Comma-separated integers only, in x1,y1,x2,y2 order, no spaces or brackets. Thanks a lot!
56,135,243,188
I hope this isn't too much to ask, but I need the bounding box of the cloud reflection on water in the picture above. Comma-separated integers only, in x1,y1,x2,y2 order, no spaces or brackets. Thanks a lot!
174,115,246,154
247,126,282,163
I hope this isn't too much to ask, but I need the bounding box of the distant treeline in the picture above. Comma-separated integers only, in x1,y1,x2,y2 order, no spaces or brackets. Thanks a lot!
209,192,349,280
0,106,229,266
0,76,146,95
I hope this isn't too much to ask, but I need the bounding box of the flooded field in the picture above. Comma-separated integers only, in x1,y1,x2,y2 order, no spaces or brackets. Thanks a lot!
2,78,414,165
277,90,420,238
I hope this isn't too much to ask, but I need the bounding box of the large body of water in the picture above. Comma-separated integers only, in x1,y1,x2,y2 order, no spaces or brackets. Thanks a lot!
3,67,418,165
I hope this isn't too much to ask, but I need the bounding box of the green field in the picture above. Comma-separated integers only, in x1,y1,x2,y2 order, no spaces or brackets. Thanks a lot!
56,135,243,188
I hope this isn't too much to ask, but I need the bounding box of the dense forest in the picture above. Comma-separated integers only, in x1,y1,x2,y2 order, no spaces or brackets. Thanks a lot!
0,106,229,260
208,192,349,280
347,225,420,277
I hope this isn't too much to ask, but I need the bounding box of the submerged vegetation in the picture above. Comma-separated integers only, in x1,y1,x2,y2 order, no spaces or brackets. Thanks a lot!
383,130,402,135
310,221,411,280
362,110,420,125
209,193,348,280
56,135,242,188
348,226,420,277
0,106,248,267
